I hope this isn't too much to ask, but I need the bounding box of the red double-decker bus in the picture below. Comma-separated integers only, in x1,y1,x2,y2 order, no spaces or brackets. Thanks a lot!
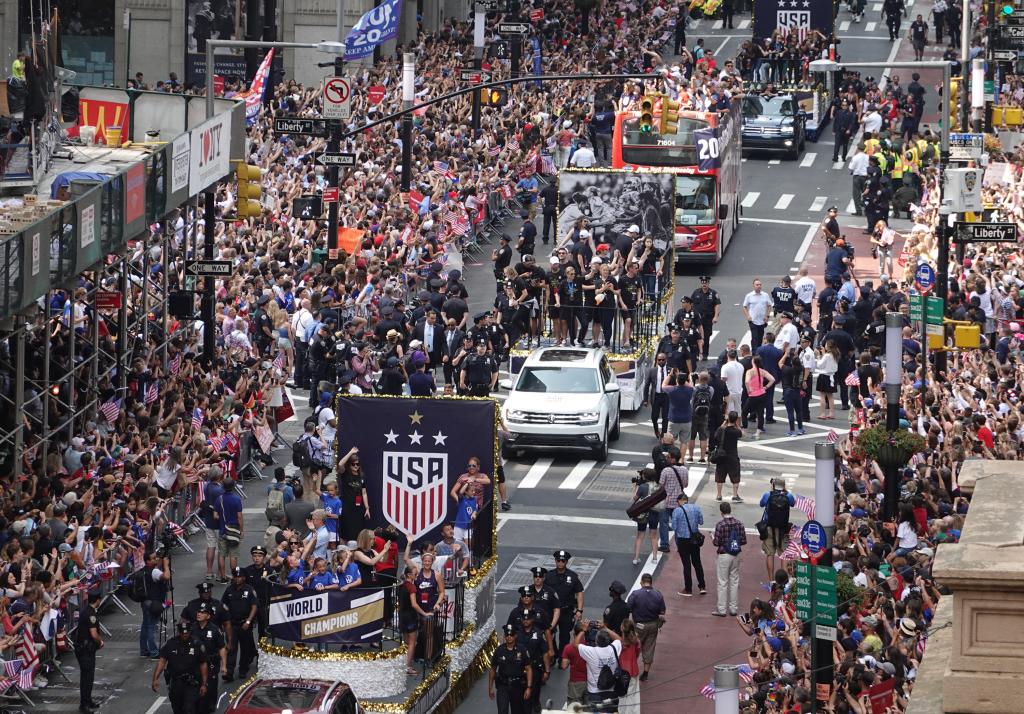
611,103,742,264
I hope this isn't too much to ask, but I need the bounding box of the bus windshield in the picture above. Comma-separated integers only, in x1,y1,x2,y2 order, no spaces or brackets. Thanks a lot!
675,176,716,226
620,116,711,167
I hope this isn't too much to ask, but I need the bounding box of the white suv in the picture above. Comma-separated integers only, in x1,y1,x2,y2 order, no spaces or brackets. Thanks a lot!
500,347,621,461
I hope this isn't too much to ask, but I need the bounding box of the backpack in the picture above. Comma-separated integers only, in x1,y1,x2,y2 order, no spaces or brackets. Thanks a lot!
765,489,792,529
596,644,631,696
692,385,712,416
725,523,743,556
265,484,286,525
127,567,149,603
292,435,313,469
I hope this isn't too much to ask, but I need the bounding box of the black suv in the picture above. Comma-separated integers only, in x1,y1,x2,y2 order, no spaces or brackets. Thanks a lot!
741,94,806,159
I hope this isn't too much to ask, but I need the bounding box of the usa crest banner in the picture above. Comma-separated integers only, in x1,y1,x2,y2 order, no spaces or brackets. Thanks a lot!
335,396,497,554
753,0,835,41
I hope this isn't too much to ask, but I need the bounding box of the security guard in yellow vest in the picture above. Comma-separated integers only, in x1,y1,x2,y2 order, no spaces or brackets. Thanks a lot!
891,152,904,181
865,135,881,156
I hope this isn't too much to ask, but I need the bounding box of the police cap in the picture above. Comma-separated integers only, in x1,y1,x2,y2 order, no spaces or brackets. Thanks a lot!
196,582,212,593
530,566,548,578
502,624,516,637
251,546,267,555
518,585,535,597
177,620,191,634
232,566,245,578
553,550,571,561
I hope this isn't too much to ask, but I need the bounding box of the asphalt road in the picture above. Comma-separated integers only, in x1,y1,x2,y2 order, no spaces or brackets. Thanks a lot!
30,7,938,714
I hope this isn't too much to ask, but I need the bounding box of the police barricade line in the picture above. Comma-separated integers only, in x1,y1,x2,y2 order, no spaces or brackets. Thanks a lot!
41,634,71,684
0,647,34,707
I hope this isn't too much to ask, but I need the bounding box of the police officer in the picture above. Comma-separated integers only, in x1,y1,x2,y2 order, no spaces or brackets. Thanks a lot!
488,624,533,714
690,276,721,360
191,603,227,714
182,582,232,632
75,590,103,714
152,620,209,714
468,312,491,348
672,295,698,327
544,550,584,653
517,610,553,713
307,322,335,408
506,586,550,633
529,567,560,632
242,546,273,638
253,294,274,355
771,276,796,318
679,316,702,374
460,340,497,397
221,566,258,682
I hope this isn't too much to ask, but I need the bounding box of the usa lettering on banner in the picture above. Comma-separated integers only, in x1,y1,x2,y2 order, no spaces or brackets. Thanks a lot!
344,0,403,60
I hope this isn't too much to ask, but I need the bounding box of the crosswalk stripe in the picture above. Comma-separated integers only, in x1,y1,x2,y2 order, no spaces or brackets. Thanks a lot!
809,196,827,212
833,160,845,169
709,330,719,346
685,466,707,497
559,460,597,490
845,199,856,214
800,152,816,168
739,19,750,28
768,159,781,165
518,458,553,489
741,192,760,208
840,20,850,31
780,473,800,489
609,460,630,468
774,194,794,210
712,20,723,29
872,3,881,10
865,21,877,31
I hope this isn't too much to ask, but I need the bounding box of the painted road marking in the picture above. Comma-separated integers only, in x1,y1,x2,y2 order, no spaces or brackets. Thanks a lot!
840,20,851,31
686,466,707,498
741,192,760,208
775,194,794,210
740,217,817,227
872,3,881,10
609,460,630,468
144,698,168,714
499,513,636,528
628,552,660,597
739,19,750,29
519,457,554,488
865,21,877,31
800,153,817,168
559,460,597,490
833,160,846,169
809,196,827,212
769,159,781,165
712,20,723,29
794,224,818,263
846,199,857,214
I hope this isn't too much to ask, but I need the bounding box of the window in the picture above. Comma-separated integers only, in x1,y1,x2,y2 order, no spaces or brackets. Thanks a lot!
243,683,325,711
620,116,711,167
743,96,796,118
675,176,716,226
516,367,601,393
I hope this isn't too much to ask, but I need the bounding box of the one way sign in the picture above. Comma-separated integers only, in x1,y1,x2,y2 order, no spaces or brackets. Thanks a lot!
317,152,356,167
186,260,232,277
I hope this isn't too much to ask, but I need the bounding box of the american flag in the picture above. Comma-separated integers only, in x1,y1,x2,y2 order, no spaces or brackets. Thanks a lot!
507,138,520,153
2,660,22,678
100,397,121,423
169,352,182,375
432,161,455,179
488,145,501,157
272,351,285,371
209,434,229,451
700,682,716,700
194,480,206,508
780,524,805,560
826,429,839,444
191,407,204,431
451,215,471,237
17,625,38,683
145,381,159,404
166,522,185,538
844,371,860,387
0,677,16,694
699,665,754,699
794,494,815,520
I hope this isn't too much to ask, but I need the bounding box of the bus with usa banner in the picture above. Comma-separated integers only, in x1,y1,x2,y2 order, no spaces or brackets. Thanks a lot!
611,98,742,265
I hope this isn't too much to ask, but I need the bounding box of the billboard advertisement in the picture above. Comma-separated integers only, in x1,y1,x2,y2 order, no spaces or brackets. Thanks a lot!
557,170,674,249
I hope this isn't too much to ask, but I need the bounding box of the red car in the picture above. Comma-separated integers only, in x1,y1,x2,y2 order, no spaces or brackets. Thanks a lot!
227,678,361,714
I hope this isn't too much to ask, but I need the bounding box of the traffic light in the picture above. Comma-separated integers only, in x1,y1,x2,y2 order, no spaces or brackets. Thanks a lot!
235,161,262,218
660,96,681,135
639,94,656,133
480,88,509,107
1002,3,1015,16
948,77,960,131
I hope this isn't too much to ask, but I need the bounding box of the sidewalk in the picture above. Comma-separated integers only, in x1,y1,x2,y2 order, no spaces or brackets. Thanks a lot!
642,537,767,713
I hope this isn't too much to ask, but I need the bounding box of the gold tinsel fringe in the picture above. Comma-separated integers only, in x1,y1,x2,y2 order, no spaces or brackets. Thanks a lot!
431,632,500,714
258,637,407,661
359,654,452,713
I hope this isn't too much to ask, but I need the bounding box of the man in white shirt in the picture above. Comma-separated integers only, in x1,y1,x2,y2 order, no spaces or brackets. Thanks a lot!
742,279,774,349
774,313,801,353
575,625,622,703
793,268,817,314
862,106,882,134
848,145,869,216
799,334,816,421
721,350,745,416
568,141,598,168
290,300,315,389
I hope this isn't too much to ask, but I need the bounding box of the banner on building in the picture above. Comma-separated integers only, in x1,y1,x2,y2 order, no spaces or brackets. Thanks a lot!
345,0,403,61
753,0,835,41
335,396,496,549
267,584,385,645
184,0,283,87
189,112,231,195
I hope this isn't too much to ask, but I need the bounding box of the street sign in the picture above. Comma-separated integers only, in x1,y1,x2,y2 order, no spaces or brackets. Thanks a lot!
800,520,827,555
993,49,1018,61
955,221,1019,243
95,291,122,310
815,624,838,642
186,260,232,277
949,132,984,161
323,76,352,120
460,69,492,84
911,292,945,325
317,152,356,167
1002,24,1024,38
493,40,510,59
795,563,837,628
914,263,936,294
274,117,329,138
476,0,504,10
529,8,545,21
292,197,323,220
498,21,530,35
322,186,339,203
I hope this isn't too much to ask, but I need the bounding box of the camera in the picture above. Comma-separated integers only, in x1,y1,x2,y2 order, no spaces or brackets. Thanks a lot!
154,528,177,557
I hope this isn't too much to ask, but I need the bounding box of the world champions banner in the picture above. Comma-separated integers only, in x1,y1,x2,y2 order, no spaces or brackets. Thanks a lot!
267,584,385,644
335,396,497,556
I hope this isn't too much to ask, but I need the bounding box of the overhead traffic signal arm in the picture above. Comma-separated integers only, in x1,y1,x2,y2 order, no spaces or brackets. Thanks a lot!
235,161,263,218
639,94,657,133
480,88,509,107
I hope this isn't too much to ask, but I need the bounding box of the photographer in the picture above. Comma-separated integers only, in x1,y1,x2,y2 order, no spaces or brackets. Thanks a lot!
138,550,171,659
630,468,661,566
574,619,623,708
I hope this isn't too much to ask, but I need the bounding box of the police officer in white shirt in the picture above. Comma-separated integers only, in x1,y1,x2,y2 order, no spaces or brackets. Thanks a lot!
799,333,816,421
793,267,817,314
848,144,870,216
290,300,315,389
774,313,801,353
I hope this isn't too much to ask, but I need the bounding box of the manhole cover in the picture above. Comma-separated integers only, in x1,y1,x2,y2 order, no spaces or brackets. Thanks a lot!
577,461,637,502
496,553,604,594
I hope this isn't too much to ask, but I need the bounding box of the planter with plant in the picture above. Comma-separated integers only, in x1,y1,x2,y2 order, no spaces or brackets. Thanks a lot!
855,425,926,468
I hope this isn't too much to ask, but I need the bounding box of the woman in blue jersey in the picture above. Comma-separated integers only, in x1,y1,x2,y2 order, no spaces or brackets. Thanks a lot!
304,557,340,591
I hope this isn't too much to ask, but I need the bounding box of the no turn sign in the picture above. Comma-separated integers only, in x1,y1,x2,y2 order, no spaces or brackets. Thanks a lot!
323,77,352,120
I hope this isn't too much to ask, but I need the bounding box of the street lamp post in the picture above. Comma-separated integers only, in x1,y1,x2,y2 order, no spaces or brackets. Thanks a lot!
201,38,343,365
884,311,903,520
471,7,486,132
400,53,415,192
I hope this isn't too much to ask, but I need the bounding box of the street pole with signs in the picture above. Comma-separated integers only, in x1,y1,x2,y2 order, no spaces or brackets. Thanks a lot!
472,7,485,132
327,0,346,258
884,311,904,520
809,442,836,712
401,53,415,192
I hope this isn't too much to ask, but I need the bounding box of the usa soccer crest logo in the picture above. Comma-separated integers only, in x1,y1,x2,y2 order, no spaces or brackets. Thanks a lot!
381,409,450,538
